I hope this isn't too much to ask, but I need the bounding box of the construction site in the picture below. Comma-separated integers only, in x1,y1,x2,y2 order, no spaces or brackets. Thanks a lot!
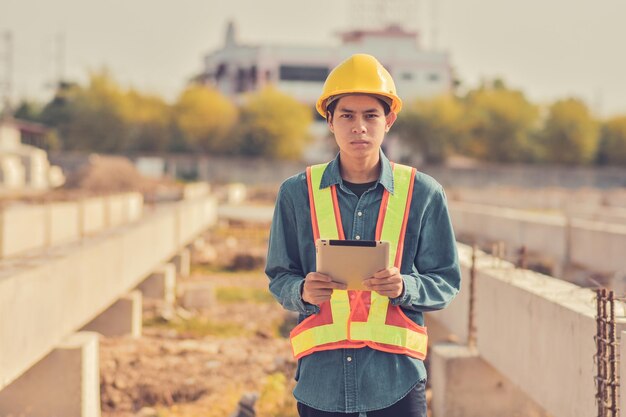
0,143,625,417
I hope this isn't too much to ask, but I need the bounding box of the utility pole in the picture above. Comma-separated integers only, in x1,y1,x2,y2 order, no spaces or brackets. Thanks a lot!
0,30,13,116
55,32,66,86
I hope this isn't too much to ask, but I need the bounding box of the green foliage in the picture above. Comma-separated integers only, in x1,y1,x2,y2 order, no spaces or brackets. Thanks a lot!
596,116,626,165
539,98,599,164
215,286,274,304
395,94,465,164
125,89,172,152
144,316,249,338
462,80,540,162
257,373,297,417
13,100,43,122
39,72,173,152
234,87,312,159
173,85,238,153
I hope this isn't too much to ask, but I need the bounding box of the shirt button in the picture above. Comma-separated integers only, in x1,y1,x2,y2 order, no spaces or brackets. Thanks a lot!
357,211,363,217
355,235,361,240
347,356,352,362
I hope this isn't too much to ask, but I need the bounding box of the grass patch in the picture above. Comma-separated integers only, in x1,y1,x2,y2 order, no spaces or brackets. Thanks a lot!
216,286,274,304
144,316,249,338
257,373,298,417
191,263,266,276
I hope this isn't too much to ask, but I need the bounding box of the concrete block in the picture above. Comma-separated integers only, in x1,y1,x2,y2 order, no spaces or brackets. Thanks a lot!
0,204,47,258
80,197,106,236
105,194,127,227
180,282,215,309
0,331,101,417
81,291,142,338
127,192,144,222
172,248,191,278
182,182,210,200
570,219,626,275
0,154,26,189
430,343,548,417
227,183,247,204
47,201,80,246
137,263,176,308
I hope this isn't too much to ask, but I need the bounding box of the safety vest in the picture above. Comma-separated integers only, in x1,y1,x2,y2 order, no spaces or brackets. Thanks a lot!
289,162,428,360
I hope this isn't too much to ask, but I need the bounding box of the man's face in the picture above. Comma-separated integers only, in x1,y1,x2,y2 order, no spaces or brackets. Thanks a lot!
328,94,397,161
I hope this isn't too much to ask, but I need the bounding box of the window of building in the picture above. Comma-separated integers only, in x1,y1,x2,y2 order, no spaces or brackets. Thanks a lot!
401,72,413,81
279,65,329,82
428,73,440,82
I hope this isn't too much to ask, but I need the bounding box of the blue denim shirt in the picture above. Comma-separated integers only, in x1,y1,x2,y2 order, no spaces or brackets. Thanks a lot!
265,151,461,413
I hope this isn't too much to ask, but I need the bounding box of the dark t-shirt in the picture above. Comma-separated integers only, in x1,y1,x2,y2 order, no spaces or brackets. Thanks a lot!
343,180,377,198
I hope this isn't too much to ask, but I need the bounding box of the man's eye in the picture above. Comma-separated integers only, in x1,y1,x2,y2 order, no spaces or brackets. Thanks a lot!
340,114,351,118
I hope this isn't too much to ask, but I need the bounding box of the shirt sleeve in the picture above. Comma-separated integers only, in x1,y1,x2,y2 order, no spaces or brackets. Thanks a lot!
390,185,461,312
265,181,320,315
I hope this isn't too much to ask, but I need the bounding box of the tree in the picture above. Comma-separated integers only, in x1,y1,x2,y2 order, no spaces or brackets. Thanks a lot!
52,70,131,152
462,80,540,162
234,87,312,159
540,98,599,164
395,94,465,164
173,85,237,153
125,89,172,152
596,115,626,165
13,100,42,122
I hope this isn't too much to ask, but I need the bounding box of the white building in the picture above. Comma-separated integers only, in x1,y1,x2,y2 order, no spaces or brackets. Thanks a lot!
201,22,452,112
0,118,65,193
198,22,454,161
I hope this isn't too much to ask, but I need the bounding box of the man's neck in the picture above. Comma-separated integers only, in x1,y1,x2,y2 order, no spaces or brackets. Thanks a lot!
339,152,381,184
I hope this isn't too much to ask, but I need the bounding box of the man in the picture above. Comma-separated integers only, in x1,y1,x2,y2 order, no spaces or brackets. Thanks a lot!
265,54,461,417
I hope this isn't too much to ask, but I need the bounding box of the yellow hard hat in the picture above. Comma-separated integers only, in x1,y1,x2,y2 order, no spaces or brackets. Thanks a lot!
316,54,402,118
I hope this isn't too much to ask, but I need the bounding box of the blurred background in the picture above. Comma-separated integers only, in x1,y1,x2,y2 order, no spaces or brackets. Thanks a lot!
1,1,626,417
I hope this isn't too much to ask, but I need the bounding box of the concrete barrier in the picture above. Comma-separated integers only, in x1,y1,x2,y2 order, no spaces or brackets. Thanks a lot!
449,202,568,262
0,204,47,257
450,202,626,278
0,192,145,259
427,244,626,417
47,201,80,246
0,195,218,391
570,219,626,275
79,197,106,236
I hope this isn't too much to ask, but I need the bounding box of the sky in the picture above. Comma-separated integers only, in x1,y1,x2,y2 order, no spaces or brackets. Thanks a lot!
1,0,625,117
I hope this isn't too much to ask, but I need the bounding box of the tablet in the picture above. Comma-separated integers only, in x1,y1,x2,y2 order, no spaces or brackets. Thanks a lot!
316,239,389,290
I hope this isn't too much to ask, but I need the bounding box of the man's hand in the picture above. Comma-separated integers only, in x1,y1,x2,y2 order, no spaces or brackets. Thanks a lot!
363,267,404,298
302,272,347,306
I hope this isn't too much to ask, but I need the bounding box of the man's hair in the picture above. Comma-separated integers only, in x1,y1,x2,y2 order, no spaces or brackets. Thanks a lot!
326,96,391,119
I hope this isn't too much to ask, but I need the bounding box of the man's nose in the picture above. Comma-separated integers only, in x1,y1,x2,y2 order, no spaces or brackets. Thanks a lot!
351,117,367,134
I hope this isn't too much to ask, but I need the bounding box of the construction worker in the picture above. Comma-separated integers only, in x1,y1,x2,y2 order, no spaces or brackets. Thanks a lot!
265,54,461,417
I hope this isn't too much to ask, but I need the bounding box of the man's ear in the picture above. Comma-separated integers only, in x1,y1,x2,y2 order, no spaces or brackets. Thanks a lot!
385,112,397,132
327,112,335,133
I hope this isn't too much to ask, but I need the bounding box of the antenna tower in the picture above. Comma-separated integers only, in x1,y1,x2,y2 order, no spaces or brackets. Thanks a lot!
349,0,419,31
0,31,13,115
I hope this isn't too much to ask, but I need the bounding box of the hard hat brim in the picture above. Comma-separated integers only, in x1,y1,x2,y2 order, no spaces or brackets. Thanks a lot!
316,90,403,118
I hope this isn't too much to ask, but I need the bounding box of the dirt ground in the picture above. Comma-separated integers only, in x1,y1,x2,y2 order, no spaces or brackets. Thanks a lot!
100,221,299,417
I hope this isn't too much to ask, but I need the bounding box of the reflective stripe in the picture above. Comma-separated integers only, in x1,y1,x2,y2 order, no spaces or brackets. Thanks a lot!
291,290,350,356
379,163,413,267
310,163,341,240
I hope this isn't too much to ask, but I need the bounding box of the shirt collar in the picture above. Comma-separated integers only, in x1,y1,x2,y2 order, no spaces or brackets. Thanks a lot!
320,149,395,194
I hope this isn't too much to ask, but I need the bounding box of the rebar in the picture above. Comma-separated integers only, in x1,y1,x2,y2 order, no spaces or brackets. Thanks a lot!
608,291,618,417
517,245,527,269
467,244,477,348
596,288,606,417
